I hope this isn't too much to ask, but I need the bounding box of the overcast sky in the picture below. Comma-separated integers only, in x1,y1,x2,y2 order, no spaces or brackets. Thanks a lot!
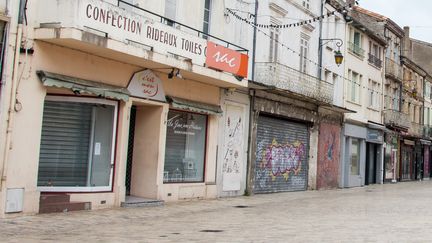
359,0,432,43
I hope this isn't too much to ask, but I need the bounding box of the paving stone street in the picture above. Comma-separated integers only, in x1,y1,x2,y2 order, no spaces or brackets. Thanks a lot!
2,181,432,242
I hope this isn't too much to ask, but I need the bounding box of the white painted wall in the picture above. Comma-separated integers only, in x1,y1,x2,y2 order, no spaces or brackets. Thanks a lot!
321,3,346,107
253,0,321,77
344,25,384,125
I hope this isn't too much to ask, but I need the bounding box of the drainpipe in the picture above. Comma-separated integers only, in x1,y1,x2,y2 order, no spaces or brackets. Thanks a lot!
317,0,325,80
1,1,24,190
245,0,258,196
251,0,258,82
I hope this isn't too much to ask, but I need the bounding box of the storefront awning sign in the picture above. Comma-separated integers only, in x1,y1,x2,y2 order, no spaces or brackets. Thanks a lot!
205,41,249,78
37,71,130,101
166,96,222,115
127,69,166,102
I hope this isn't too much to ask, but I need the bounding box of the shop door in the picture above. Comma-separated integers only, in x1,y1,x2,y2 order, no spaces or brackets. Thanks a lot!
254,116,309,193
401,145,413,181
365,143,378,185
125,106,137,196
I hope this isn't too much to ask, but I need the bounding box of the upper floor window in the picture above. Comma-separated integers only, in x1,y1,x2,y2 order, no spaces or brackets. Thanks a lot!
119,0,135,11
393,42,400,62
368,79,381,110
202,0,211,39
393,87,400,111
302,0,310,9
368,42,382,68
349,29,365,58
299,34,310,73
269,19,280,63
348,69,361,104
165,0,177,26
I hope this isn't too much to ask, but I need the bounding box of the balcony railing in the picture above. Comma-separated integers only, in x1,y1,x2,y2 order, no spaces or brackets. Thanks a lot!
348,42,365,58
255,62,334,104
368,53,382,68
116,0,247,52
385,57,403,81
410,122,424,137
423,126,432,138
383,109,411,129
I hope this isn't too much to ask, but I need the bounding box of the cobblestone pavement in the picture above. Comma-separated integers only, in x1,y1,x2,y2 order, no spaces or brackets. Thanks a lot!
2,181,432,242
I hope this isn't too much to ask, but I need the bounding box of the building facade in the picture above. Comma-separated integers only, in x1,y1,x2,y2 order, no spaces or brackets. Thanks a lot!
0,0,251,216
340,6,386,188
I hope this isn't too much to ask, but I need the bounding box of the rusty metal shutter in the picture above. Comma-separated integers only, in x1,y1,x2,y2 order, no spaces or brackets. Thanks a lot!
254,115,309,193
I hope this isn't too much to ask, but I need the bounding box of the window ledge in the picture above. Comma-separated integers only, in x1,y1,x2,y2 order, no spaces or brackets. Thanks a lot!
367,106,381,112
346,99,362,106
348,50,365,61
368,62,382,70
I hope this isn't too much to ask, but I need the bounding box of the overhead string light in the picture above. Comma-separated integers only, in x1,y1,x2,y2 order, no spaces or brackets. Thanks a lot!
226,3,353,29
230,6,423,108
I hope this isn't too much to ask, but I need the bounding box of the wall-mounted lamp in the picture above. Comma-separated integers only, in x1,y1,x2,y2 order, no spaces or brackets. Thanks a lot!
320,38,344,66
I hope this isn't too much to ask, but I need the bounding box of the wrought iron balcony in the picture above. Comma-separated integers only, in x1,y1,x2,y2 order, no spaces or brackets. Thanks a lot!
368,53,382,68
348,42,365,58
254,62,333,104
410,122,424,137
383,109,411,129
385,57,403,82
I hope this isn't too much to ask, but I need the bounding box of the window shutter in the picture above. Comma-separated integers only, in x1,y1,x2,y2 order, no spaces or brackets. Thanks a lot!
38,101,92,186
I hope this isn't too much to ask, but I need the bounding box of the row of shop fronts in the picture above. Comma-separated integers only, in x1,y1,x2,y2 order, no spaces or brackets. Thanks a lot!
2,0,430,217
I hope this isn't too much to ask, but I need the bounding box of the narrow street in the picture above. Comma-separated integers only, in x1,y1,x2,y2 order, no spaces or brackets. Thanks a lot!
2,181,432,242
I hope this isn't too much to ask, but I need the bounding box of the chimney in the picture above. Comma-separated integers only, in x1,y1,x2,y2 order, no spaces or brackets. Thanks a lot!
403,26,410,38
402,26,411,58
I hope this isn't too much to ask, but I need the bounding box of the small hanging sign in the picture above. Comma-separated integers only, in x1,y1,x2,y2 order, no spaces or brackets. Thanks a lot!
127,69,166,102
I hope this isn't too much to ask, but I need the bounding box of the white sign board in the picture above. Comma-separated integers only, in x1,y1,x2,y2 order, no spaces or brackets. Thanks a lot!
222,104,245,191
79,0,207,65
127,69,166,102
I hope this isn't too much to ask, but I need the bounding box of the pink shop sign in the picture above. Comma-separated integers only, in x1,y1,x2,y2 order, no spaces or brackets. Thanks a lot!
127,70,166,102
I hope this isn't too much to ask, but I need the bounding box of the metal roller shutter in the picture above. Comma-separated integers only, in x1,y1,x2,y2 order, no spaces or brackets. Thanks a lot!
254,115,309,193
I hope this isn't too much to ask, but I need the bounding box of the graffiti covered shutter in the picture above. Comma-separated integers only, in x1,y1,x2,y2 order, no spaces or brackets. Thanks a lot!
254,116,309,193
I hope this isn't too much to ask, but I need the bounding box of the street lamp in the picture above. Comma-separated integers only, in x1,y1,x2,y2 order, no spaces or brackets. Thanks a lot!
320,38,344,66
334,50,343,66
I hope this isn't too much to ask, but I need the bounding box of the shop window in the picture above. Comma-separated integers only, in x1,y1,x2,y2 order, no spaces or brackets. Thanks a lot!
37,97,117,191
164,110,207,183
350,138,360,175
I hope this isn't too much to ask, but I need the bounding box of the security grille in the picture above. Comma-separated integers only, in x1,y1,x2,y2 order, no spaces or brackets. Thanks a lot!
254,115,309,193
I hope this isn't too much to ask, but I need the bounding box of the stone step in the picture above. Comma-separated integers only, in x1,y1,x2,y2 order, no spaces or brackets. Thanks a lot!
39,201,91,214
121,197,164,208
40,193,70,204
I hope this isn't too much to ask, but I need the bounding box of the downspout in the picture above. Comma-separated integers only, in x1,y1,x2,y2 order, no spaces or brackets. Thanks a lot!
1,1,24,190
251,0,258,82
317,0,325,80
246,0,258,195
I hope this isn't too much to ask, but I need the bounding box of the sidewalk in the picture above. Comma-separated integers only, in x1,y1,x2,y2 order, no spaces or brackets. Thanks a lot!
2,181,432,242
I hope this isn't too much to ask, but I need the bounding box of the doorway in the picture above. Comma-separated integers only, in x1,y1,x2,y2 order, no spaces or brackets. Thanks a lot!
365,143,379,185
125,106,137,196
124,103,165,201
